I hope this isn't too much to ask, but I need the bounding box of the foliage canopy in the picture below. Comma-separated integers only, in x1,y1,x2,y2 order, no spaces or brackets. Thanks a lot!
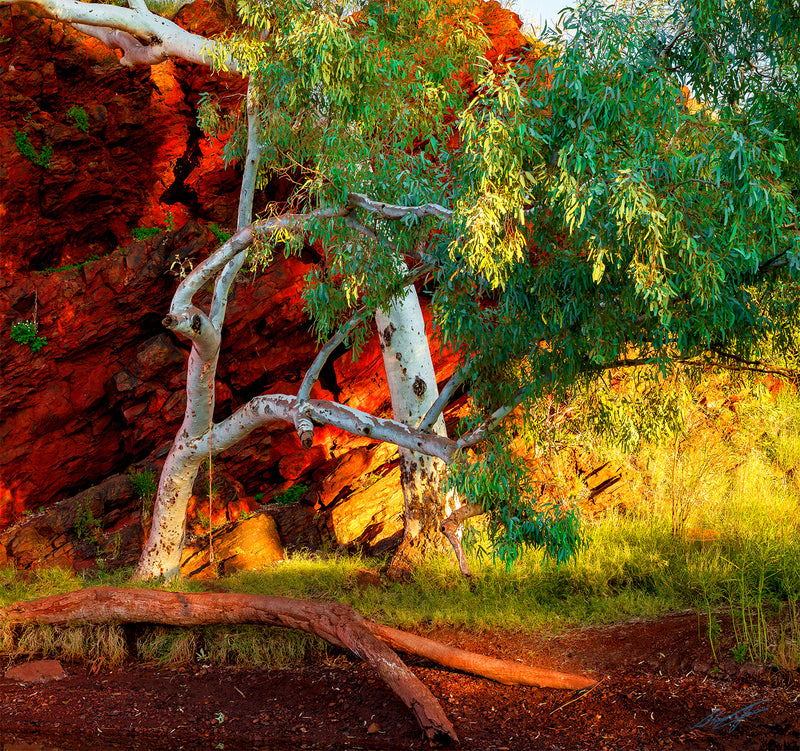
190,0,800,564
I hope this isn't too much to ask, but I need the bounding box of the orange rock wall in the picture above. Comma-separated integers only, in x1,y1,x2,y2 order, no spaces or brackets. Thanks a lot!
0,1,529,562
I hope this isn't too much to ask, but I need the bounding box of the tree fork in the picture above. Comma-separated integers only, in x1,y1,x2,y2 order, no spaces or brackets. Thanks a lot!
1,588,596,742
440,503,485,577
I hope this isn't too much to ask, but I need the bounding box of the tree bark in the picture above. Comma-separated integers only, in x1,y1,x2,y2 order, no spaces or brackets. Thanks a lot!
375,286,460,580
390,451,455,578
1,588,597,742
136,90,262,580
441,503,485,577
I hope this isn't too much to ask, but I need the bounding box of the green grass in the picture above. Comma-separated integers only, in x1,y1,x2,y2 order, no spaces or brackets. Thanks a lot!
1,516,796,668
35,253,103,276
131,211,176,241
131,227,163,240
129,468,157,521
1,378,798,670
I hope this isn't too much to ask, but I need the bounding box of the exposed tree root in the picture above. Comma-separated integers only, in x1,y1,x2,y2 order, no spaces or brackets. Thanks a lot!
1,587,597,744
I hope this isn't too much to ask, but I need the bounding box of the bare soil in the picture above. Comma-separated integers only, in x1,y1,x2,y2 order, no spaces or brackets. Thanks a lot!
1,613,798,751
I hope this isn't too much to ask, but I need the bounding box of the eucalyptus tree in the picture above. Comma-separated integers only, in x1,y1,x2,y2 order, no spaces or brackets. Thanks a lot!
4,0,799,582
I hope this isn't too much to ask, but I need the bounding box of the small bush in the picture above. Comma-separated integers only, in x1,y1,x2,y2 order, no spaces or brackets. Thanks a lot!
272,484,309,505
129,469,157,521
10,320,47,353
14,130,51,168
209,223,231,244
132,212,176,240
67,105,89,133
74,499,102,542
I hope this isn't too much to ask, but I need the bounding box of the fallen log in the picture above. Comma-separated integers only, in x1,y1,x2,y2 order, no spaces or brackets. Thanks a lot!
1,587,596,743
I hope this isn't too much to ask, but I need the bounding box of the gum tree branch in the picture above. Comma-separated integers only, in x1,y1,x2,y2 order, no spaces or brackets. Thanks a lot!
0,0,239,69
418,361,472,432
455,388,528,451
137,96,263,580
170,206,350,315
292,259,434,448
210,83,263,330
347,192,454,222
161,307,218,354
344,213,438,266
201,395,460,463
2,589,596,740
71,23,170,66
294,310,366,448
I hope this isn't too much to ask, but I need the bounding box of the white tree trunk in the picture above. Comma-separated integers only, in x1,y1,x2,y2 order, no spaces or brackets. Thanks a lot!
134,348,218,579
375,284,459,578
135,87,261,579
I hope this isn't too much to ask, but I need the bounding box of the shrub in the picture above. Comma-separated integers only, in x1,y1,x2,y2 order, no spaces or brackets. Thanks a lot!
131,227,162,240
132,212,176,240
129,468,157,521
74,499,102,542
14,130,51,168
67,105,89,133
272,484,309,505
10,320,47,353
209,223,231,244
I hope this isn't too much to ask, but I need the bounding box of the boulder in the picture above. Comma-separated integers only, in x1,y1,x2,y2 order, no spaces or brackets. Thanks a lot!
5,659,67,683
180,512,284,579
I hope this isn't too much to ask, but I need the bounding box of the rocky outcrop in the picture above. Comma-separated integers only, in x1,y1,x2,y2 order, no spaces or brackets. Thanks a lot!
0,1,531,572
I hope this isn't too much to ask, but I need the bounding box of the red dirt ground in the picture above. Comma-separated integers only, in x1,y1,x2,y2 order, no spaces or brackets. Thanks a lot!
1,613,798,750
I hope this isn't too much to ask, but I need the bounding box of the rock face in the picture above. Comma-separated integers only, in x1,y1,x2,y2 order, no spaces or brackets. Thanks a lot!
180,512,285,580
0,1,530,573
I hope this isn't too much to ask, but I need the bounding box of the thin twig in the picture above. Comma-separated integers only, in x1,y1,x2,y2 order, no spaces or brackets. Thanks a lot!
549,677,604,715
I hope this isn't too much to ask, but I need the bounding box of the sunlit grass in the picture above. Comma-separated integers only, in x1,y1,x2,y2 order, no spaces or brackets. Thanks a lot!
0,564,209,609
1,380,798,669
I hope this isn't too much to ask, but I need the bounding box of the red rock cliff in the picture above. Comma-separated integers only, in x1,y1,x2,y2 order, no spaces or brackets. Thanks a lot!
0,1,529,568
